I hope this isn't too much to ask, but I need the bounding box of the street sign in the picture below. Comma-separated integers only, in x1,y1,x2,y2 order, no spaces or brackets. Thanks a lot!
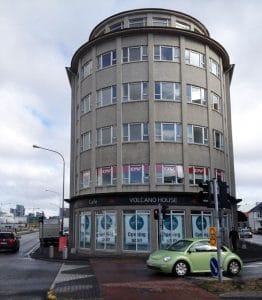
209,226,217,246
210,257,219,277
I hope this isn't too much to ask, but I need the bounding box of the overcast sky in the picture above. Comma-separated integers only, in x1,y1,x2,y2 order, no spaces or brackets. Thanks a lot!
0,0,261,216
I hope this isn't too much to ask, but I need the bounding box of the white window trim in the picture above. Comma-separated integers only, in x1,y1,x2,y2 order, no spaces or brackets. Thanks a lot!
213,130,224,150
81,94,91,114
186,84,207,106
211,92,222,112
188,124,208,145
210,58,221,77
156,164,184,184
80,170,91,189
154,45,180,62
154,81,181,101
185,49,205,68
123,123,148,142
81,60,93,79
155,122,182,142
189,166,209,185
97,85,117,107
122,82,148,102
80,131,91,152
129,17,147,28
96,166,117,186
97,126,117,146
122,164,149,184
152,17,171,27
97,50,116,70
122,46,148,63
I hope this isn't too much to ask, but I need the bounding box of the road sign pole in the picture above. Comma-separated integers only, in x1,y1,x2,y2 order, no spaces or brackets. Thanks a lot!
158,203,162,250
213,179,223,283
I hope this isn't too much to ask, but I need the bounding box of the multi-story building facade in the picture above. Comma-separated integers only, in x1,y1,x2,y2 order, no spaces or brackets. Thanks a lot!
66,8,236,255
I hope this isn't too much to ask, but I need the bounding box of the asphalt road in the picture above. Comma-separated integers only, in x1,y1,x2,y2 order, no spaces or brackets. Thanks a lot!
0,231,62,300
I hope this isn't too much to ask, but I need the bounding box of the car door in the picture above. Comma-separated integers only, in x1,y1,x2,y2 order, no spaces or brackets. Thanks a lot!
188,241,216,272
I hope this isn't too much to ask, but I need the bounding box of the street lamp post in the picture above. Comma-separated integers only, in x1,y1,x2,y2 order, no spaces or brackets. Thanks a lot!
33,144,65,234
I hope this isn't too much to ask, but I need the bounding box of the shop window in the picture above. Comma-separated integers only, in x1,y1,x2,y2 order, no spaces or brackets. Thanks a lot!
191,211,212,238
123,210,150,251
156,164,184,184
123,164,149,184
95,210,117,250
79,212,91,249
189,166,209,185
161,211,185,248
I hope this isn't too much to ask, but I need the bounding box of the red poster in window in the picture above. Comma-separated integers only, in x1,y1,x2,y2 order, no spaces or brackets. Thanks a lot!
130,165,142,172
195,167,204,174
102,167,111,174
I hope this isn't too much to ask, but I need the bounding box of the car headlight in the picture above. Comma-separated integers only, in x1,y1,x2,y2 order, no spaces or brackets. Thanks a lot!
163,256,171,262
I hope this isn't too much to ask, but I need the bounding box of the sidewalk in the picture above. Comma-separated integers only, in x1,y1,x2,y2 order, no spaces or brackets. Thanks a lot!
30,240,262,300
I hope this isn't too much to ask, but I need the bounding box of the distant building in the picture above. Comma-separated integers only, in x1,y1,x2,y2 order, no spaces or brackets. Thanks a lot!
67,8,237,255
10,205,25,217
248,202,262,232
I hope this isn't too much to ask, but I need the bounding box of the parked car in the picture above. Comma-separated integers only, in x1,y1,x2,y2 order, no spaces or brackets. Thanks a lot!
239,228,252,238
146,238,243,277
0,231,20,252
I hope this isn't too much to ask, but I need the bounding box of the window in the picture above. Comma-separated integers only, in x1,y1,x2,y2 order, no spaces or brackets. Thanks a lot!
97,85,116,107
109,22,124,32
97,50,116,69
191,212,212,238
215,168,225,182
81,60,93,79
185,49,205,68
123,82,148,102
97,166,117,186
80,170,90,189
188,125,208,145
210,58,221,77
152,17,171,27
186,85,207,105
79,212,91,249
155,82,181,101
97,126,116,146
189,166,209,185
211,92,222,112
80,131,91,152
123,164,149,184
156,164,184,184
162,211,185,247
129,17,147,28
95,210,116,250
155,122,182,142
122,46,148,63
175,21,190,30
213,130,224,150
81,94,91,114
123,123,148,142
154,46,180,62
123,210,150,251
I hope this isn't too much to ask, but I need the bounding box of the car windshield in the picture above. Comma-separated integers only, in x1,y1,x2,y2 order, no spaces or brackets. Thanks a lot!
0,233,14,239
167,240,192,251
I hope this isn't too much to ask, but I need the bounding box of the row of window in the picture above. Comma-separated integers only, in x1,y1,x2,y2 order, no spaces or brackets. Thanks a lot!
81,83,222,112
80,124,224,150
80,165,225,188
79,210,221,251
82,46,220,78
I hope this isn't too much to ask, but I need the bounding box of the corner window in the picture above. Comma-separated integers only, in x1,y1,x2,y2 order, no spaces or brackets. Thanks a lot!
97,126,116,146
155,122,182,142
152,18,171,27
213,130,224,150
123,210,150,252
154,46,180,62
129,17,147,28
156,164,184,184
123,82,148,102
185,49,205,68
123,164,149,184
186,85,207,105
210,58,221,77
155,82,181,101
189,166,209,185
81,94,91,114
188,124,208,145
97,85,116,107
123,123,148,142
80,131,91,152
122,46,148,63
97,166,117,186
97,50,116,69
81,61,93,79
95,210,117,250
211,92,222,112
80,170,90,189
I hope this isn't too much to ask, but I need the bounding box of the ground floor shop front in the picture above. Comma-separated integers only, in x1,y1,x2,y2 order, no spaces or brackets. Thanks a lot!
68,192,234,255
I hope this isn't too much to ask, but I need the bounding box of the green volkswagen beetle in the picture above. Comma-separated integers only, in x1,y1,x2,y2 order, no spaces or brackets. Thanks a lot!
146,238,243,277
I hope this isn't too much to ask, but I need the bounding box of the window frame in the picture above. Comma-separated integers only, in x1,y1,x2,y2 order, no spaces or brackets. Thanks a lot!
175,21,190,30
129,17,147,28
123,123,148,142
97,126,117,146
215,168,225,182
122,81,148,102
81,93,91,114
152,17,171,27
186,84,207,106
80,131,91,152
187,124,208,145
155,122,182,142
154,81,181,101
156,164,184,184
122,46,148,63
97,85,117,107
213,130,224,150
122,164,149,184
81,60,93,79
211,92,222,112
97,50,117,69
185,49,205,68
96,166,117,186
188,166,209,185
210,58,221,77
154,45,180,62
109,21,124,32
80,170,91,189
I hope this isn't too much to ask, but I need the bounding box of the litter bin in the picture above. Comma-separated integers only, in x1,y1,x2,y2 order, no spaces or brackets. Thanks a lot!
63,245,68,260
49,245,54,258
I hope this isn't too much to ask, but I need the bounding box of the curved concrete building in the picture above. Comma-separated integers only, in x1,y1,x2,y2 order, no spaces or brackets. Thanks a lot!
66,8,236,255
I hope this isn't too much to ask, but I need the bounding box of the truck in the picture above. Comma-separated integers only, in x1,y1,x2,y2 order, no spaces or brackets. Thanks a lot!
39,218,60,246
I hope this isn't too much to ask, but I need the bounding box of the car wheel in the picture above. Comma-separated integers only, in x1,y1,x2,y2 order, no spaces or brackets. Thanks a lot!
173,261,189,277
227,260,241,276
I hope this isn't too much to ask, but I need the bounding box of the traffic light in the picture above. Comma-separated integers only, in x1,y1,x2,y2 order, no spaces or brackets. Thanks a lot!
218,181,230,208
39,215,44,223
199,180,212,205
153,208,159,220
161,204,169,220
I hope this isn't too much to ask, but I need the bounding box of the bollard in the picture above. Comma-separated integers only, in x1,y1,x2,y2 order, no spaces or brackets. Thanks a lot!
49,245,54,258
62,245,68,259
